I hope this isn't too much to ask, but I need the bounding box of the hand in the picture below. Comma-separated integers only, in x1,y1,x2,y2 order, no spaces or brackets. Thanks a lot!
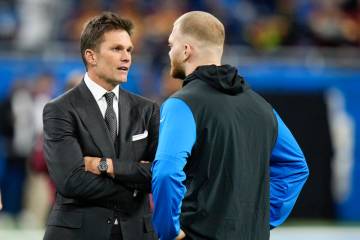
84,156,101,175
176,229,186,240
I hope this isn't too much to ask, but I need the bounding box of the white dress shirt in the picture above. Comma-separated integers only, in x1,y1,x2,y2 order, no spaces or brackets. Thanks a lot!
84,73,119,133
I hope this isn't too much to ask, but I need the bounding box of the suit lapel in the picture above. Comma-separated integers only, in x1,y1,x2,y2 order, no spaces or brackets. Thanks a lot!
72,80,116,158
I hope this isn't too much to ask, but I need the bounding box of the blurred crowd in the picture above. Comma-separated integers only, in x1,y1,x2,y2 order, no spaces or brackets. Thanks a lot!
1,0,359,91
0,0,359,96
0,0,359,51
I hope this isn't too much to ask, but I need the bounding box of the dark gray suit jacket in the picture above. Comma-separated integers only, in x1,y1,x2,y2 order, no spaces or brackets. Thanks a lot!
43,80,159,240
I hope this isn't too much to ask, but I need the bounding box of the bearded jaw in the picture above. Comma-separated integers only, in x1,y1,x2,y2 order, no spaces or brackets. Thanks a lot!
170,59,186,80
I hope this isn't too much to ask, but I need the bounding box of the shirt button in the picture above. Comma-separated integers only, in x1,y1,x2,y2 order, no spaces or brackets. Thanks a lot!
107,218,112,224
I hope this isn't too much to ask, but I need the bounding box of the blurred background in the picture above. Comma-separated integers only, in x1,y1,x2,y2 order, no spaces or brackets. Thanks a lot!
0,0,359,239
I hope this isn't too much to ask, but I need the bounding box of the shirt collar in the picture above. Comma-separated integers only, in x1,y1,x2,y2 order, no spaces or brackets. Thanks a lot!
84,72,119,101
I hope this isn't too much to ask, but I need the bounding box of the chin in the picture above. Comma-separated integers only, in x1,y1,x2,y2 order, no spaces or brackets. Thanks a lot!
107,78,126,87
171,68,186,80
170,61,186,80
115,75,128,84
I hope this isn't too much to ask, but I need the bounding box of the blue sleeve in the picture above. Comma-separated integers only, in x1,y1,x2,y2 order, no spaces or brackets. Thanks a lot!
270,110,309,229
152,98,196,240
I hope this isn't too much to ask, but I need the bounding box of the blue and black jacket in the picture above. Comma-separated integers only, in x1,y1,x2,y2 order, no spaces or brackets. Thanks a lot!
152,65,309,240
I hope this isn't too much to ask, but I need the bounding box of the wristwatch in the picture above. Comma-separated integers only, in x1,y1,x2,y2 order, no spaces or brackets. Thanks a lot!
97,157,108,175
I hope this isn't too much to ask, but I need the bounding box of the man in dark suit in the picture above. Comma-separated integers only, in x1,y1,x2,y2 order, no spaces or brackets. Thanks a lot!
43,12,159,240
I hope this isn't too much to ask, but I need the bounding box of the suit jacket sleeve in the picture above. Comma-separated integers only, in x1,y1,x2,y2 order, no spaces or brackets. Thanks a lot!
112,102,160,191
43,102,133,202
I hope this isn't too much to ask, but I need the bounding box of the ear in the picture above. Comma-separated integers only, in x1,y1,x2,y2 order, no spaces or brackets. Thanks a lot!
84,49,97,66
183,43,192,62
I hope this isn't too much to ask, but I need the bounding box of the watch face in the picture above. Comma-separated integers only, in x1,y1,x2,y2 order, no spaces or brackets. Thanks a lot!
98,160,108,172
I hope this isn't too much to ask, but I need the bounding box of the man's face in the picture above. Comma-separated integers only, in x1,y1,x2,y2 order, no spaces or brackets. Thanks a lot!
168,26,186,80
93,30,133,86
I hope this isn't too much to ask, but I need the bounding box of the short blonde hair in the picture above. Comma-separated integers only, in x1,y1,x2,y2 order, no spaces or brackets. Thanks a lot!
175,11,225,47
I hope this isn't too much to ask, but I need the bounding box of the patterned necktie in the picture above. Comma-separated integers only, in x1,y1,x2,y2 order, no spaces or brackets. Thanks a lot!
104,92,117,143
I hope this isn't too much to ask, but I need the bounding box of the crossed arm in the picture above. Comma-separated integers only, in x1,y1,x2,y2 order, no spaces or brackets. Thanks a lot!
83,156,149,179
43,102,159,201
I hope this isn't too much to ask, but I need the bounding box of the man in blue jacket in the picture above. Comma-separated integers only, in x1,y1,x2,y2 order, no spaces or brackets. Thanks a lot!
152,11,309,240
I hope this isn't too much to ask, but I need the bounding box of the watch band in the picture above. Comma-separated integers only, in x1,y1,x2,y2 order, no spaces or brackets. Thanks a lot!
100,157,107,164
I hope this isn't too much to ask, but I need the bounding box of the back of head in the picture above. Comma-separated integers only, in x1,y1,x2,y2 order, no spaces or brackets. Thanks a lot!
80,12,134,67
175,11,225,48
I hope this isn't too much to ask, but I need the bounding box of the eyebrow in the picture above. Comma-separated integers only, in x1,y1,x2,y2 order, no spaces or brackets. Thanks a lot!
111,44,134,50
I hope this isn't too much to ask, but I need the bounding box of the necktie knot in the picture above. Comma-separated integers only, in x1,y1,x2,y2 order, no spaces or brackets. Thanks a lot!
104,92,115,106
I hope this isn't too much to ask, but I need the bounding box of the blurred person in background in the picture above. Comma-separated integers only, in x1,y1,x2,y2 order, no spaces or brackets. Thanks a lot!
17,72,82,228
16,0,67,52
32,74,55,139
0,80,33,228
152,11,309,240
43,12,159,240
21,73,55,228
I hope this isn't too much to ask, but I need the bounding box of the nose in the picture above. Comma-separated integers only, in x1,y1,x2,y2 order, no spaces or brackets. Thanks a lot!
121,50,131,63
